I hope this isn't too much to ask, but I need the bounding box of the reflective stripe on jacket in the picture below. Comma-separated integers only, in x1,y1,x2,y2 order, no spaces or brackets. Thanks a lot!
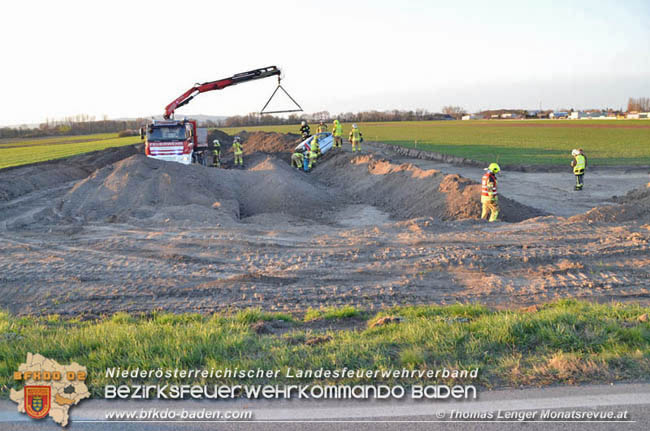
333,123,343,137
481,172,497,198
233,142,243,155
349,129,361,142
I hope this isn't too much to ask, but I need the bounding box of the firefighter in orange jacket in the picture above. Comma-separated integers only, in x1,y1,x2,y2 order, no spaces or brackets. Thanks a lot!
481,163,500,222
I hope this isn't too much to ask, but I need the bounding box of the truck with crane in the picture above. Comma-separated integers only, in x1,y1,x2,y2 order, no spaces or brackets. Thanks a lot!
141,66,300,165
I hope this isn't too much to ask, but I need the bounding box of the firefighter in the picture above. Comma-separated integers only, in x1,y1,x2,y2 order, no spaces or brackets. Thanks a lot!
308,146,318,171
299,121,311,139
291,149,305,169
332,119,343,148
232,136,243,167
481,163,500,222
571,149,586,190
349,123,363,152
212,139,221,168
317,121,327,133
312,135,321,157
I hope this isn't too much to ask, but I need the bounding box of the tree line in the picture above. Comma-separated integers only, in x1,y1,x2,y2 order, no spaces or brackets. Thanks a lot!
0,117,147,139
222,109,457,127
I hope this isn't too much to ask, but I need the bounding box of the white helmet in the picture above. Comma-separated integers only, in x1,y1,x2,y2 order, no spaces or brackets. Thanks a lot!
301,121,306,126
213,139,220,144
571,149,580,156
352,124,358,129
234,136,241,142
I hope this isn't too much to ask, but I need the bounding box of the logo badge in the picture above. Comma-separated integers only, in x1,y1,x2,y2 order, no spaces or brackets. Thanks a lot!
25,386,51,419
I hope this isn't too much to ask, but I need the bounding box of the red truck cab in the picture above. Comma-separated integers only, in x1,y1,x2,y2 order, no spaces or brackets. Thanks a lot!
141,119,207,165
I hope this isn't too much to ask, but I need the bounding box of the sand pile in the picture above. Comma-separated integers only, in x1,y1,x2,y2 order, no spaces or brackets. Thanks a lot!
571,182,650,223
60,155,240,223
9,132,547,227
0,144,140,201
313,153,545,222
238,131,301,154
57,153,335,224
240,155,335,218
207,129,233,147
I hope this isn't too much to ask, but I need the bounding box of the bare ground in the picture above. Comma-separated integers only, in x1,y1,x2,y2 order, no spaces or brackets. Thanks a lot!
0,134,649,317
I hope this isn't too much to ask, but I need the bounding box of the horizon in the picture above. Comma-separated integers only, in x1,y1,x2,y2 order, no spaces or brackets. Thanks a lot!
2,0,649,127
1,106,638,129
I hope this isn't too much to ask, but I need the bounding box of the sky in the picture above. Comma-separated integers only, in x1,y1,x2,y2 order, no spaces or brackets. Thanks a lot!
1,0,649,126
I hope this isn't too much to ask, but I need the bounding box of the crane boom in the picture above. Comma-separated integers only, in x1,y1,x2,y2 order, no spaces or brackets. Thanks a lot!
163,66,281,119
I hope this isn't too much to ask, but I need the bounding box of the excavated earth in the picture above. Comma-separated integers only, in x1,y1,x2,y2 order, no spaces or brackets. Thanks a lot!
0,132,649,317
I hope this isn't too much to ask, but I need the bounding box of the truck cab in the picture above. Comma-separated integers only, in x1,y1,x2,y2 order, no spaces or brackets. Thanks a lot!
141,119,207,165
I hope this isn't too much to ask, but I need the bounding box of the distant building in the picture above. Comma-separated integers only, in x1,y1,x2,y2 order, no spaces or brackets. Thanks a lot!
627,112,640,119
578,111,607,119
501,113,521,119
549,112,569,119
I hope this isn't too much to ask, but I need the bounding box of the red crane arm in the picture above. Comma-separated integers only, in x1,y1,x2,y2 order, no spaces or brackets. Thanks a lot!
163,66,281,119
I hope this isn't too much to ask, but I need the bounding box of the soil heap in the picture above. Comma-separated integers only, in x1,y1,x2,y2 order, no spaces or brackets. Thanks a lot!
0,144,140,202
570,182,650,223
313,153,546,222
57,153,335,224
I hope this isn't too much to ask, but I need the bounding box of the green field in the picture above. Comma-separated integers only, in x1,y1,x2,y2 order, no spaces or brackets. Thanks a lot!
221,120,650,166
0,133,140,170
2,121,648,169
2,300,649,397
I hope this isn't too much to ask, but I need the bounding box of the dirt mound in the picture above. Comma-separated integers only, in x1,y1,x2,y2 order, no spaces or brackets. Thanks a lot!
615,182,650,203
207,129,233,148
238,131,301,154
241,154,335,218
56,153,335,224
0,144,141,202
205,131,300,167
60,154,239,223
313,153,546,222
570,183,650,223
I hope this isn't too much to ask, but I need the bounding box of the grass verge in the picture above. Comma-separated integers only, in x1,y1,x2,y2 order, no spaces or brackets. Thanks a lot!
1,299,648,398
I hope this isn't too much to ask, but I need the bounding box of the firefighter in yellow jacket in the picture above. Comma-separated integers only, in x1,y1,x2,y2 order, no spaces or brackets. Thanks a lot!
571,149,586,190
332,119,343,148
306,135,319,172
311,134,321,157
317,121,327,133
481,163,500,222
308,146,318,171
212,139,221,168
349,123,362,152
291,150,305,169
232,136,243,167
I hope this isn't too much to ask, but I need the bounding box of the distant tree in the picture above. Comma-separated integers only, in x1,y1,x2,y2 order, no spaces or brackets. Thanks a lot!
442,106,467,119
627,97,650,112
